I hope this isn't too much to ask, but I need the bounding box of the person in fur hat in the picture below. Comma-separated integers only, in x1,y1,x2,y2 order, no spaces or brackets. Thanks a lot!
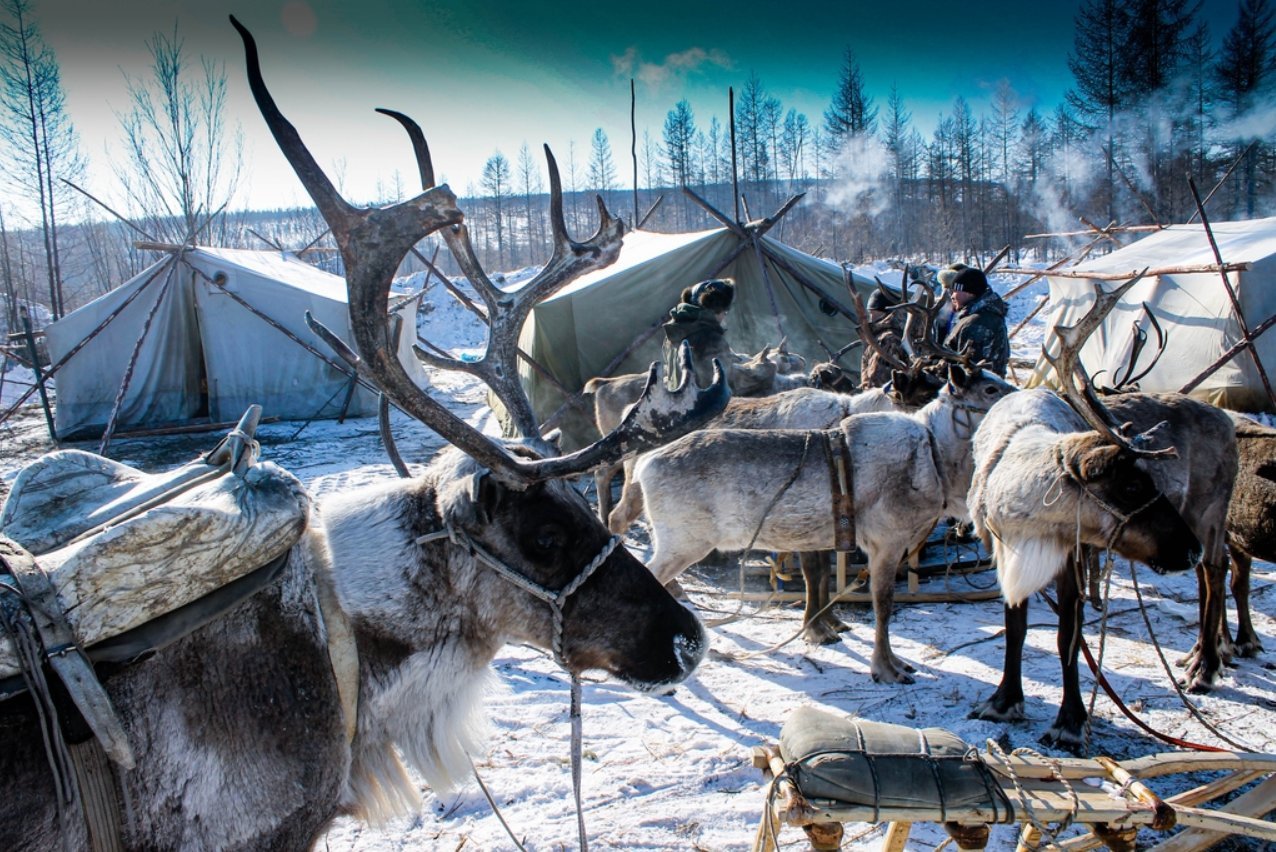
937,263,1010,376
661,278,736,387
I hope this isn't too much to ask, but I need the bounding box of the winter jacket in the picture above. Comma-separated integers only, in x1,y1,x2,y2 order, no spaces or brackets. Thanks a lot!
661,302,733,388
942,289,1010,377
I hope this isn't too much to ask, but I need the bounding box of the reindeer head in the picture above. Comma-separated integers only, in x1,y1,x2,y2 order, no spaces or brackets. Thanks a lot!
1045,272,1201,574
231,17,728,689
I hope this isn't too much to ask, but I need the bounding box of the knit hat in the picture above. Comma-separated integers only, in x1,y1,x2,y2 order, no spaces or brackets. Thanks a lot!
938,263,988,297
682,278,736,312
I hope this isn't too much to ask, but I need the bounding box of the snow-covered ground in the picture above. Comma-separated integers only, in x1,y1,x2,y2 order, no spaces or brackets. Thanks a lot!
0,265,1273,851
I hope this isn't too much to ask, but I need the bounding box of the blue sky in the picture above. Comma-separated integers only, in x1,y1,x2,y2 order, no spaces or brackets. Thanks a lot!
33,0,1250,216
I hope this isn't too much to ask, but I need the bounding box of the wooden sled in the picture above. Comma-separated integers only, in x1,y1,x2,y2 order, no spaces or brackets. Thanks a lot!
751,710,1276,852
746,524,998,606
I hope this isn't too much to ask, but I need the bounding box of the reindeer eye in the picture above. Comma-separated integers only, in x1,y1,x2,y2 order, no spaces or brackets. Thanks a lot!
529,524,564,557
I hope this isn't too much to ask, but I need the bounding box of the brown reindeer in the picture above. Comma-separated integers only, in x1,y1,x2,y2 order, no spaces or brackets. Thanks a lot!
0,18,730,849
968,275,1226,750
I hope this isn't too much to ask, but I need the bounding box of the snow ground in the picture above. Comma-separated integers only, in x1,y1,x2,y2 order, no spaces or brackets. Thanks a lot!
0,266,1273,851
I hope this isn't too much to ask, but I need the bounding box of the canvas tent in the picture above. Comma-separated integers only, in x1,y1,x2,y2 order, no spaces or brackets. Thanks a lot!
517,225,879,437
1025,217,1276,413
46,246,428,438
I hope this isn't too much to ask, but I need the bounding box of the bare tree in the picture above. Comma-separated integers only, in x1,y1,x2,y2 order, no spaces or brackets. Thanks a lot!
115,23,243,242
0,0,83,319
481,150,510,268
588,127,617,209
515,142,544,266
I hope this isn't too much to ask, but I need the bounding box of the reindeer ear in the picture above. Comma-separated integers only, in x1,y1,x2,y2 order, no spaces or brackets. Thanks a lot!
1074,444,1125,481
891,369,913,391
469,468,498,523
778,335,789,352
1129,420,1179,457
948,362,971,388
542,428,563,451
760,345,773,360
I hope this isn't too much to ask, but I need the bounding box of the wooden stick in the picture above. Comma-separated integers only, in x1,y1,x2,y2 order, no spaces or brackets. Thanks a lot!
999,262,1250,280
0,261,172,426
637,195,664,229
1178,310,1276,394
21,313,55,442
983,244,1011,273
996,238,1103,302
1008,294,1051,342
247,228,283,251
61,178,156,242
99,256,179,454
1189,176,1276,409
1187,141,1256,226
296,226,332,256
1024,225,1164,240
751,193,804,237
684,185,747,237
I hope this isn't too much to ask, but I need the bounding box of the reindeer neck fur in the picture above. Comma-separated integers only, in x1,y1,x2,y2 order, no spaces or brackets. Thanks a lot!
909,386,981,516
320,448,524,823
971,390,1126,606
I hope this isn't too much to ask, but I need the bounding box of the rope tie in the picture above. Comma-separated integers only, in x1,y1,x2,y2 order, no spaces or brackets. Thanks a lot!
416,522,622,850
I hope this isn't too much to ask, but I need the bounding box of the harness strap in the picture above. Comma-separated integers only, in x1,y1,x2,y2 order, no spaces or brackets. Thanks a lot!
825,430,856,552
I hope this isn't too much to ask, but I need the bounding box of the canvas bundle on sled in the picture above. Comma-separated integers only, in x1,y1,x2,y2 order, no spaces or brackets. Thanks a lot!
0,446,309,681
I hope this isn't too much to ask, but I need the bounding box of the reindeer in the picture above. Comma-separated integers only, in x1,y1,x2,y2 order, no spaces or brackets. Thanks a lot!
587,340,809,520
623,362,1015,681
967,275,1223,750
1221,412,1273,659
0,19,731,849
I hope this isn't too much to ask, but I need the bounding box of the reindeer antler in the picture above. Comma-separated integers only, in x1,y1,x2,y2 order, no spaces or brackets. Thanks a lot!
231,16,728,488
846,265,910,373
1043,269,1174,458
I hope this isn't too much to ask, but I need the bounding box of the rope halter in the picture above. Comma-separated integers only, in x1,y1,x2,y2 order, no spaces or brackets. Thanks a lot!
1051,447,1163,548
416,524,622,669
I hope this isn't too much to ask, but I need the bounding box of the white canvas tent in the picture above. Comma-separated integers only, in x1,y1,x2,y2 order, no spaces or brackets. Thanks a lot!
1026,217,1276,413
46,247,428,438
517,225,878,441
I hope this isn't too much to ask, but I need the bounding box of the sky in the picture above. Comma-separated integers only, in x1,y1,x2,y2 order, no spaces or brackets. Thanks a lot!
24,0,1253,220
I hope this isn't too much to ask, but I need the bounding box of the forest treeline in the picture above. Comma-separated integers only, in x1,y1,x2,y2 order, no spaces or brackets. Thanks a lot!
2,0,1275,331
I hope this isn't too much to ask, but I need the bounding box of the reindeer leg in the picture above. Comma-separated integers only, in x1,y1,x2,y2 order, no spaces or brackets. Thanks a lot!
607,466,645,535
1183,558,1228,692
1042,552,1087,753
800,551,842,645
1230,549,1263,658
868,547,914,684
595,463,618,522
970,601,1027,722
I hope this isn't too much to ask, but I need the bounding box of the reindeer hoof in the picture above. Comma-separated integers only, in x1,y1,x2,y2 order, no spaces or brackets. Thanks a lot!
871,668,915,685
803,621,842,646
1235,638,1264,658
1039,727,1084,754
969,698,1025,722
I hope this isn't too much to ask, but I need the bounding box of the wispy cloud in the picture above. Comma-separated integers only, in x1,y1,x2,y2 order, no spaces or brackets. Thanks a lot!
612,46,732,89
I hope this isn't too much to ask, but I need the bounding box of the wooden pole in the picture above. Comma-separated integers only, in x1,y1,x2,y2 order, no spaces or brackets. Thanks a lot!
983,244,1011,273
630,78,639,226
98,256,179,454
1000,238,1104,302
729,86,740,224
1178,311,1276,396
683,186,747,237
0,260,172,426
1188,142,1256,225
1188,176,1276,409
637,195,664,229
60,178,156,243
999,261,1249,281
21,312,55,442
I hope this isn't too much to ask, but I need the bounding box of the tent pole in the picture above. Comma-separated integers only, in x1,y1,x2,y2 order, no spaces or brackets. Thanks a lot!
750,237,787,342
1179,311,1276,396
335,375,359,424
1188,141,1256,225
21,311,56,443
682,186,747,237
758,241,857,323
630,78,639,227
0,259,173,427
729,87,740,224
1189,177,1276,409
98,256,180,454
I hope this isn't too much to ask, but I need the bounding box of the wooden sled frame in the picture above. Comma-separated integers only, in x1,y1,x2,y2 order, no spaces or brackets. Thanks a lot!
751,745,1276,851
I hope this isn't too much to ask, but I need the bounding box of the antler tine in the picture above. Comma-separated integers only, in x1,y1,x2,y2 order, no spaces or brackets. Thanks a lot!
1044,269,1173,457
530,344,730,478
849,267,910,372
375,108,435,191
1124,303,1167,387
